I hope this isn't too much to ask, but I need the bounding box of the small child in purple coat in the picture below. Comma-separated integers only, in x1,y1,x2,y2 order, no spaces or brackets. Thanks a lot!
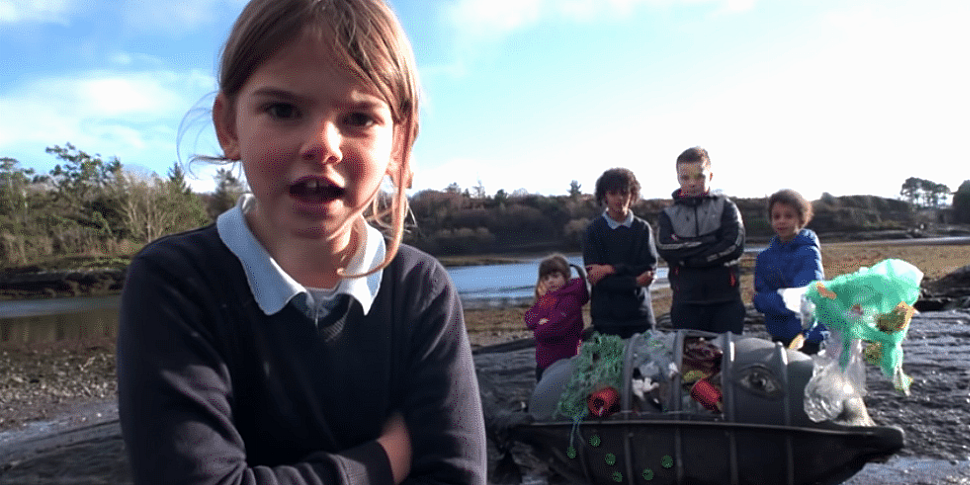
525,254,590,382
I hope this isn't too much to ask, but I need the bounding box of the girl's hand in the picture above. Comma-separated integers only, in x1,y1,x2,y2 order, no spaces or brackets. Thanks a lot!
377,412,411,484
636,270,655,287
536,280,548,298
538,318,549,326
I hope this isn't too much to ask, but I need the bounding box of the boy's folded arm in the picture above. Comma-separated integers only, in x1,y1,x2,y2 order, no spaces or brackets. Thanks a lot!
683,204,745,267
611,261,654,276
656,213,709,263
596,272,639,291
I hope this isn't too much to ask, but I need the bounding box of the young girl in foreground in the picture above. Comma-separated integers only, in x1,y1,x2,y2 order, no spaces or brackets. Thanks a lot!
116,1,486,483
753,189,827,354
524,254,589,382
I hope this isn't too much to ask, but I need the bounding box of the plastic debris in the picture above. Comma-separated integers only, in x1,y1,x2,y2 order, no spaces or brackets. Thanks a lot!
802,259,923,422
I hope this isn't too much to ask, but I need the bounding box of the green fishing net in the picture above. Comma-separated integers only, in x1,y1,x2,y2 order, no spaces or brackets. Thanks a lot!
554,332,625,420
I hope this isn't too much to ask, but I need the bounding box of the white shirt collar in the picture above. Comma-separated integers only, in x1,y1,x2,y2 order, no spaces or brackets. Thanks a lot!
216,194,385,316
603,209,634,229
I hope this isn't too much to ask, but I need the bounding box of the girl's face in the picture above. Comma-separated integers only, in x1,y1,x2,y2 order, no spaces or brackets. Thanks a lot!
215,31,401,246
542,272,567,293
770,202,803,242
605,189,633,220
676,161,713,197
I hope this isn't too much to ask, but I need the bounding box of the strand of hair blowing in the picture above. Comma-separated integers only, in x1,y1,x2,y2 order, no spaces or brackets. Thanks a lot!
338,0,419,279
337,158,412,279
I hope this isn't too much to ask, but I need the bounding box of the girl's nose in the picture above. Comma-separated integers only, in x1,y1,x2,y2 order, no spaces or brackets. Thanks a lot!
301,119,342,164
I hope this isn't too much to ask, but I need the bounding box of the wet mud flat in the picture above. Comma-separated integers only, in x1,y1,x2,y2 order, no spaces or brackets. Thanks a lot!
1,311,969,484
476,310,970,485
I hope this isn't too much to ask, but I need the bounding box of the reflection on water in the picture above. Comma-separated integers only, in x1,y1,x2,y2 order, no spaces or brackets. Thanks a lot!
450,255,669,309
0,296,119,346
0,297,119,346
0,295,120,319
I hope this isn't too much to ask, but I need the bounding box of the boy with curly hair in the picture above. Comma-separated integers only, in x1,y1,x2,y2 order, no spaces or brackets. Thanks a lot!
583,168,659,338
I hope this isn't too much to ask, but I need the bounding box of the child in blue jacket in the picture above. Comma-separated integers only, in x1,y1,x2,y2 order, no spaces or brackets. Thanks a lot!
753,189,827,354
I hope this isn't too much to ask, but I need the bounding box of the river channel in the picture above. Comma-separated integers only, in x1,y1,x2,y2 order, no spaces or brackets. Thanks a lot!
0,256,668,346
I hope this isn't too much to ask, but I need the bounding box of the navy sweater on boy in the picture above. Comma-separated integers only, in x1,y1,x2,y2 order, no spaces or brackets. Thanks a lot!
582,213,658,335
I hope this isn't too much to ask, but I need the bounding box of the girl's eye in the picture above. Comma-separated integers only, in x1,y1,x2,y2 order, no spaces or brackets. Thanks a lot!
266,103,298,119
345,112,376,127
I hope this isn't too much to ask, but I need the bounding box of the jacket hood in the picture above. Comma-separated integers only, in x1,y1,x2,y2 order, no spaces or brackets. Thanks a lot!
543,276,589,301
769,228,820,250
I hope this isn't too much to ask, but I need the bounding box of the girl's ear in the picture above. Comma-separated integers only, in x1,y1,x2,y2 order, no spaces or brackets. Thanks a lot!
213,93,241,160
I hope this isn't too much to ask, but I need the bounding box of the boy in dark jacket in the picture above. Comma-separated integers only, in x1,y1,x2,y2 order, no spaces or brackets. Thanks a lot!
583,168,659,338
753,189,827,354
657,147,746,334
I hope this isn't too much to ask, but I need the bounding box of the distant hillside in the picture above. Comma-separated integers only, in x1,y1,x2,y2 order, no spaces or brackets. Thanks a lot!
622,194,948,242
730,194,963,241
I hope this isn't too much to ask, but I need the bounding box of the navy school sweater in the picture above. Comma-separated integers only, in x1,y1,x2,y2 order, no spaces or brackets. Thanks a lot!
117,224,486,485
582,214,659,331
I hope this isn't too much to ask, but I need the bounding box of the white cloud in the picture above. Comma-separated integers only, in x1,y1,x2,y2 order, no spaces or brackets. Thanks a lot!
0,0,248,32
447,0,757,40
108,51,167,68
447,0,544,40
0,69,215,177
120,0,247,34
0,0,75,24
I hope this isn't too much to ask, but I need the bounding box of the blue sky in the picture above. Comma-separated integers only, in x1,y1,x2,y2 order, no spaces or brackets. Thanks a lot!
2,0,968,200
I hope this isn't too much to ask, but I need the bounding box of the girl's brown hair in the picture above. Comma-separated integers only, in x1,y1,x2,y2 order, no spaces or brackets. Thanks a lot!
535,254,570,301
767,189,814,226
216,0,419,276
538,254,570,280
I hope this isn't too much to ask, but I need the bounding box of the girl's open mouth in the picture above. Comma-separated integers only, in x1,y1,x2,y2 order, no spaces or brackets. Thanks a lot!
289,179,344,203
